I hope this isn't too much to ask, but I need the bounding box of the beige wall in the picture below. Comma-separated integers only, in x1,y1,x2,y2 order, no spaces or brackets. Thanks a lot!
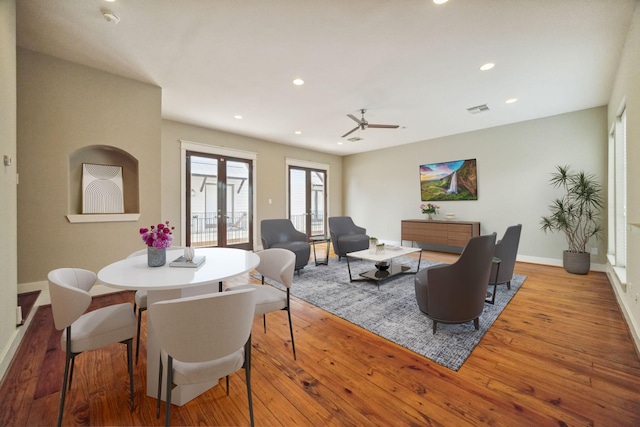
343,107,608,265
17,49,162,284
607,3,640,348
161,119,343,246
0,0,18,377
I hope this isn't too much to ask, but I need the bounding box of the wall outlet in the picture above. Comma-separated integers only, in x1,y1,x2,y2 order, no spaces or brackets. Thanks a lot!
590,247,598,255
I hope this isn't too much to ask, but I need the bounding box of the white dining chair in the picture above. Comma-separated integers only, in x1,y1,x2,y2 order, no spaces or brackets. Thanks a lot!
48,268,136,427
149,288,257,427
227,248,297,359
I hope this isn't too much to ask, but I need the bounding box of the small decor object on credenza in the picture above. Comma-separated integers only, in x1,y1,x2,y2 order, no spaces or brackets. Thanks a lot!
420,203,440,220
139,220,175,267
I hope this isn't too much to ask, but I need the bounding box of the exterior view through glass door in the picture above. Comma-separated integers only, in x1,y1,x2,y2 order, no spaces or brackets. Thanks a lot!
186,152,252,250
289,166,327,238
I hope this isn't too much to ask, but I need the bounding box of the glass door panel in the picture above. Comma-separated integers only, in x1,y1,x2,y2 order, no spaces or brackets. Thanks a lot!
289,166,326,238
187,153,252,250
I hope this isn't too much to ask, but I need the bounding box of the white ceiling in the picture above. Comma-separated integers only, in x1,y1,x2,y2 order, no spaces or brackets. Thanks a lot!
16,0,637,155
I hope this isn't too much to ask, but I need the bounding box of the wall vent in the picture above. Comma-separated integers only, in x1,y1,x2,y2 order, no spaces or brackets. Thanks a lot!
347,136,363,142
467,104,490,114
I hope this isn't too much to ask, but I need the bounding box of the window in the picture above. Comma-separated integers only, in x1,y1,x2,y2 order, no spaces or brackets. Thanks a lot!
608,106,627,281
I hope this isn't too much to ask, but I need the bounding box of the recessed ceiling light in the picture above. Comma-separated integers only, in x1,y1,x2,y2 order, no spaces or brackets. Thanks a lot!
480,63,495,71
294,131,302,135
234,115,243,119
337,142,344,145
101,9,120,24
104,0,116,2
433,0,449,4
292,78,304,86
506,98,518,104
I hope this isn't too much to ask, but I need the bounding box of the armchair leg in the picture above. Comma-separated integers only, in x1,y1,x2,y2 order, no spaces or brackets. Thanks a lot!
432,320,437,334
473,318,479,330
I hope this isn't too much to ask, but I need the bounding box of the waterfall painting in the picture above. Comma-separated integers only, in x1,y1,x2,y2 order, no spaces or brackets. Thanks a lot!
419,158,477,201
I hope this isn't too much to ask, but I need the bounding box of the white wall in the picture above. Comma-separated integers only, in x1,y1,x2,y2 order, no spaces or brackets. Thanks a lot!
343,107,607,267
0,0,18,380
607,3,640,351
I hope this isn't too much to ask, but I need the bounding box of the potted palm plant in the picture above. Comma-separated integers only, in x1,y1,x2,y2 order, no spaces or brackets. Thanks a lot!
540,165,604,274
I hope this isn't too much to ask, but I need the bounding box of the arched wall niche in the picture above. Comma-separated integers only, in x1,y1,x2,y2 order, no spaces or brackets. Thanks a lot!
67,145,140,223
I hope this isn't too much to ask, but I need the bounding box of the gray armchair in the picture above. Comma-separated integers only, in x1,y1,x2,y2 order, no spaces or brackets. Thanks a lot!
490,224,522,290
485,224,522,304
261,219,310,271
328,216,370,260
414,233,497,334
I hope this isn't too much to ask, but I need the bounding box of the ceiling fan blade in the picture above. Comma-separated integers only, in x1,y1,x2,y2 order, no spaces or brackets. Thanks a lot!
341,126,359,138
368,124,400,129
347,114,363,125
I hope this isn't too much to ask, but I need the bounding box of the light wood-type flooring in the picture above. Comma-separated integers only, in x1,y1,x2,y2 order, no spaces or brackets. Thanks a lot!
1,250,639,426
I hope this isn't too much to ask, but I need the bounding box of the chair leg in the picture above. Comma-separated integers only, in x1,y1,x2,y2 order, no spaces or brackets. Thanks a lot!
244,336,254,427
432,320,437,334
286,290,296,360
156,356,163,418
507,280,511,290
165,356,173,427
68,355,76,390
473,318,479,330
136,308,144,364
57,330,73,427
126,339,134,411
263,314,267,334
226,375,230,395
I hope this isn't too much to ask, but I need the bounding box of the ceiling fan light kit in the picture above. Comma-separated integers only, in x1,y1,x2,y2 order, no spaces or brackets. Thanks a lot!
341,109,399,138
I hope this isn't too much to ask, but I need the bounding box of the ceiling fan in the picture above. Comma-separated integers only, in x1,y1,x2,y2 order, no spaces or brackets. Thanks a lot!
341,109,400,138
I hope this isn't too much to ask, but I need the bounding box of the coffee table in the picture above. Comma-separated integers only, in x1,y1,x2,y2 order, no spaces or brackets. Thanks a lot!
346,246,422,287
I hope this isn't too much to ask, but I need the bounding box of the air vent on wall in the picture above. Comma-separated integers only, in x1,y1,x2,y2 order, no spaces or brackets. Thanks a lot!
467,104,490,114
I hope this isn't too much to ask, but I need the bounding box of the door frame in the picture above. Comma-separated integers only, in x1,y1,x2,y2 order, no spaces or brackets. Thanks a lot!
180,140,258,250
285,158,330,237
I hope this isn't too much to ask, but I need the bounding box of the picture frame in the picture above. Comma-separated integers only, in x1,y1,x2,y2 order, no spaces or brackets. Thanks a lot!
82,163,125,213
419,158,477,201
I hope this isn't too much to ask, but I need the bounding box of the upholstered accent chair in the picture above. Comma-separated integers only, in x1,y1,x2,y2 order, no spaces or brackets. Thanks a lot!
490,224,522,290
48,268,136,427
328,216,369,260
414,233,497,334
261,219,310,271
149,288,257,427
227,248,297,359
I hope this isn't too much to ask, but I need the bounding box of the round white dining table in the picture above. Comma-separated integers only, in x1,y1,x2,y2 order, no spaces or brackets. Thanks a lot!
97,247,260,405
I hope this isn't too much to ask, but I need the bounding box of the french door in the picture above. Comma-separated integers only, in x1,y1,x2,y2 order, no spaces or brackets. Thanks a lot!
185,151,253,250
288,166,327,238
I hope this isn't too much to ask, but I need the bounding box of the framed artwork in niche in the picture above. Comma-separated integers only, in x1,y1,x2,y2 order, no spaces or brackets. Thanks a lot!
82,163,124,214
419,158,477,201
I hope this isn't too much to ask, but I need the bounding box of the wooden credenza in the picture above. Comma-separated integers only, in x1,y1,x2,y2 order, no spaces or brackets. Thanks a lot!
401,219,480,249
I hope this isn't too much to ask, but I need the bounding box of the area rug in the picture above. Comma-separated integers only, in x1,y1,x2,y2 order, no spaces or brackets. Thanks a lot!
256,257,526,371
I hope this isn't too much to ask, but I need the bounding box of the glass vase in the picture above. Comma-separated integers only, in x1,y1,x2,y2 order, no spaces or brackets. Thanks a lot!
147,246,166,267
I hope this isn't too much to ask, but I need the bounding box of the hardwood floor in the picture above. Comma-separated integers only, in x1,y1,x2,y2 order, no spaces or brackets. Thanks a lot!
1,251,639,426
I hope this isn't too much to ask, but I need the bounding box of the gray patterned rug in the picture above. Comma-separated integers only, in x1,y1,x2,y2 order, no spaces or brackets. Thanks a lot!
256,256,525,371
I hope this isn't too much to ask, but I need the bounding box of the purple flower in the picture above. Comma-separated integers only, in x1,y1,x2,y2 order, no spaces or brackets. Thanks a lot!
140,220,174,248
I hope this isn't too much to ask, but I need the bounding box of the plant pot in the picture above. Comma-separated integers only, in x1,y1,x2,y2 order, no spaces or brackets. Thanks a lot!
563,250,590,275
148,246,166,267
